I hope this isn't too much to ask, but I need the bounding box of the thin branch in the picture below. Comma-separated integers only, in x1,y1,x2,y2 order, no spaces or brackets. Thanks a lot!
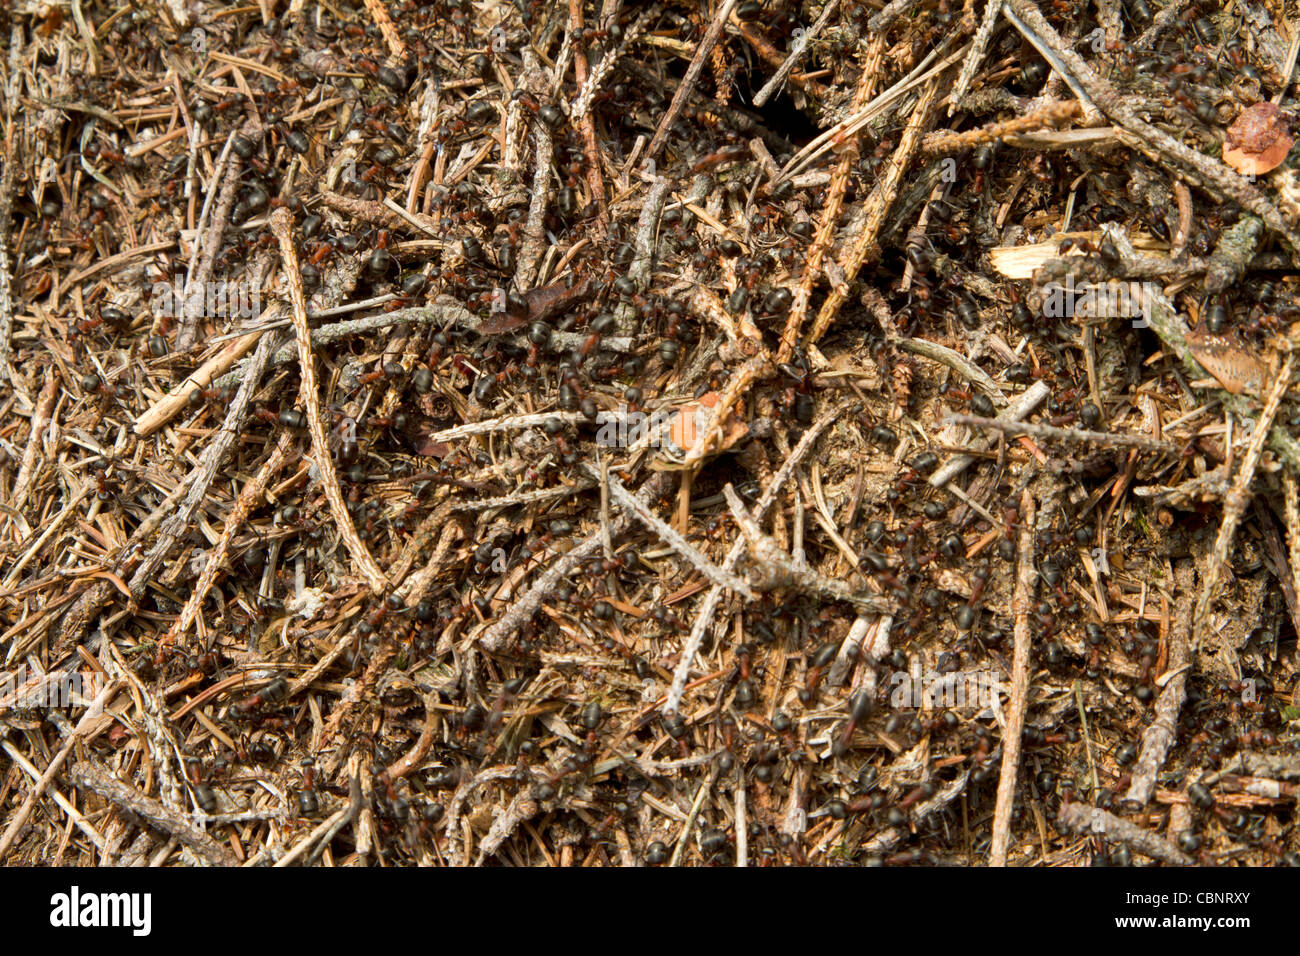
990,486,1035,866
271,207,388,594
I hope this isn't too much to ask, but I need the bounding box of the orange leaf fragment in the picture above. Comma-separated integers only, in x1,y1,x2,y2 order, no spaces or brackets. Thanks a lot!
1222,102,1294,177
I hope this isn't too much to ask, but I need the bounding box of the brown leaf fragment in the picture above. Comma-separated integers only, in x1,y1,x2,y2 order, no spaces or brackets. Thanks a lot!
1222,102,1294,177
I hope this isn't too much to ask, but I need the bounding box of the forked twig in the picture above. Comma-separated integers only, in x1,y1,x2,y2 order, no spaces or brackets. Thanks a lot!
271,207,388,594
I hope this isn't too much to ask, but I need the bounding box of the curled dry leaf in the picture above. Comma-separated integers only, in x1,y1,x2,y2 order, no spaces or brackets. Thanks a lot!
1184,329,1271,395
652,391,749,469
1222,102,1294,177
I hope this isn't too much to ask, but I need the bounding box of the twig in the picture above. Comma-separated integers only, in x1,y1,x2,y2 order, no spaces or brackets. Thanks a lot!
213,298,633,389
164,432,293,648
923,101,1081,153
0,681,119,863
271,207,388,594
930,381,1050,487
176,130,242,351
892,335,1007,406
643,0,739,167
806,80,940,349
427,411,583,444
663,402,849,715
949,0,1002,116
1284,472,1300,667
476,787,542,866
515,121,554,291
0,135,14,384
1191,354,1295,651
990,486,1035,866
668,778,712,866
274,776,360,867
130,330,279,597
753,0,839,108
1056,802,1194,865
362,0,407,60
946,412,1179,454
135,329,263,436
1125,563,1193,806
779,35,886,363
868,0,924,31
1133,0,1194,49
591,465,756,599
69,762,238,867
612,176,669,339
477,473,672,653
567,0,608,233
9,373,60,521
723,484,892,613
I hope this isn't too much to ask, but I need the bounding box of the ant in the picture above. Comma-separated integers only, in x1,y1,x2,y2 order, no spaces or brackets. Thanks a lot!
230,676,288,717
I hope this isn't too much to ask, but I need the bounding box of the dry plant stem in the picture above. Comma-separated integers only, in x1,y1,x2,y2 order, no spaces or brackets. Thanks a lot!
807,81,939,349
477,472,671,653
946,412,1178,454
363,0,407,59
130,331,278,599
723,484,892,613
68,762,239,867
176,133,241,352
0,145,14,384
1191,354,1295,651
0,681,118,863
949,0,1002,116
1284,472,1300,666
135,328,262,436
166,432,293,646
752,0,839,108
1003,0,1299,247
516,122,555,291
643,0,738,167
271,207,388,594
779,35,885,364
923,101,1081,154
1057,802,1194,865
664,402,848,715
990,486,1035,867
591,465,756,599
893,335,1006,406
1125,563,1193,806
9,372,59,520
567,0,607,233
